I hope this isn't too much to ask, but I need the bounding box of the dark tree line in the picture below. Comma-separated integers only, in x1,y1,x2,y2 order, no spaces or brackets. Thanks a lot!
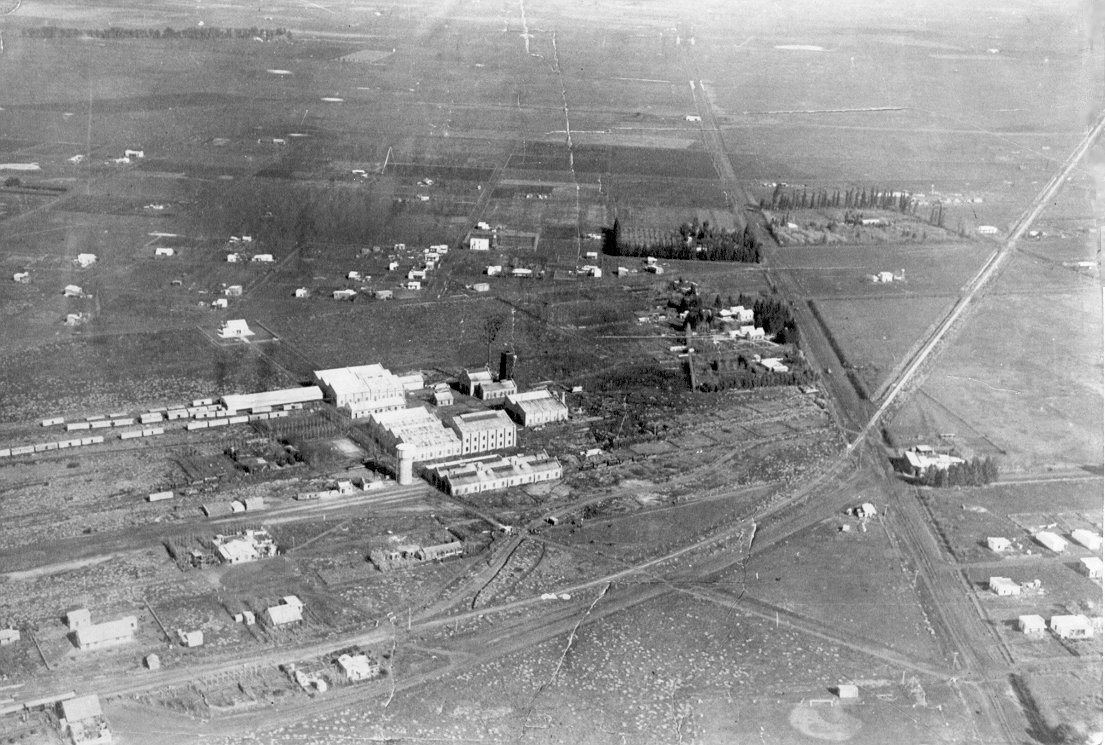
695,355,815,392
752,296,800,345
23,26,292,40
605,217,762,263
763,184,919,214
918,456,999,487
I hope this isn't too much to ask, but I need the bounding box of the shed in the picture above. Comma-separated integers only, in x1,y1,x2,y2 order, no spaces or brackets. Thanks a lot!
1050,614,1093,639
0,628,20,645
337,653,379,682
986,537,1011,553
1034,531,1068,554
988,577,1021,596
1070,529,1102,552
154,247,175,257
265,603,302,626
1079,556,1102,579
66,608,92,631
834,684,859,699
59,694,102,724
1018,615,1046,634
145,653,161,669
179,630,204,647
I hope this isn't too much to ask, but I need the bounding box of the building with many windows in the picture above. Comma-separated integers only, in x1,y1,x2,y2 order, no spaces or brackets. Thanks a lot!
424,451,562,496
366,406,462,462
314,364,408,417
449,410,516,454
504,389,569,427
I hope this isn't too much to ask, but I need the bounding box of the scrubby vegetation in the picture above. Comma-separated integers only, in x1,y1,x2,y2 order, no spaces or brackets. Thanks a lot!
605,217,762,263
918,457,999,487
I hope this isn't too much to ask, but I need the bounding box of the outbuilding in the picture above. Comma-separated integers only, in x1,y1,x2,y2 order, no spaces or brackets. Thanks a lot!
1034,531,1068,554
1050,614,1093,639
1018,615,1046,634
1070,529,1102,552
1079,556,1102,579
986,537,1012,553
988,577,1021,596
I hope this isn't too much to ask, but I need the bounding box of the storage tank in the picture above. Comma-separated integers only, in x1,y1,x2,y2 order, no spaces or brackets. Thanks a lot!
396,443,414,486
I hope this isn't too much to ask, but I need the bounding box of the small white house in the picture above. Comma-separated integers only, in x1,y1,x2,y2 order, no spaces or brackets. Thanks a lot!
404,280,422,290
986,537,1012,553
989,577,1021,596
333,289,357,301
388,261,399,271
511,268,533,278
1070,529,1102,552
227,253,242,263
337,653,379,682
1018,614,1046,634
124,149,145,159
218,319,254,339
472,282,490,292
294,288,309,298
486,265,503,276
63,284,84,297
13,271,29,283
1035,531,1068,554
75,253,97,268
155,247,175,258
224,285,243,297
1050,614,1093,639
470,236,491,251
1079,556,1103,579
977,225,999,235
252,253,274,263
347,271,362,280
211,298,228,309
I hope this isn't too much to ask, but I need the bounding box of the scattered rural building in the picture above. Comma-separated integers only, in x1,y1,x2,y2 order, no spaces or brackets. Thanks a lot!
294,287,309,298
504,389,570,427
211,298,228,309
64,284,84,297
986,537,1012,553
871,271,895,283
1034,531,1068,554
221,385,323,414
1050,614,1093,639
758,357,790,373
148,490,173,502
510,268,533,278
1070,529,1102,552
13,271,29,283
977,225,999,235
213,529,278,564
227,253,242,263
486,265,502,276
449,410,517,454
265,597,304,626
314,364,409,417
224,285,243,297
472,282,490,292
365,406,462,462
75,253,98,268
901,446,965,475
145,653,161,669
404,280,422,290
0,628,20,645
154,247,175,258
178,629,204,648
989,577,1021,596
375,289,393,300
333,289,357,301
124,149,144,158
74,615,138,650
834,684,859,699
66,608,92,631
469,236,491,251
337,653,380,682
251,253,274,263
369,537,465,570
1018,615,1046,634
1079,557,1103,579
218,319,254,339
424,451,563,496
58,694,111,745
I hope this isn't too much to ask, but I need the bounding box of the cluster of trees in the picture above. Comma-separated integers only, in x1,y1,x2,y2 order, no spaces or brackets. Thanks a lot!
695,355,815,392
917,456,999,487
605,218,762,263
23,26,292,40
752,296,800,345
763,184,919,214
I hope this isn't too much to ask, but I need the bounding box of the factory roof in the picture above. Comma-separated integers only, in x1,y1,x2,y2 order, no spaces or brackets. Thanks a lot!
506,388,567,413
451,409,514,434
369,406,460,450
60,695,102,723
221,386,323,413
315,364,407,398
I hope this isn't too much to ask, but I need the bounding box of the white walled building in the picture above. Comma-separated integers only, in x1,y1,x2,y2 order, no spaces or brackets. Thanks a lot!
504,389,569,427
424,451,563,496
314,364,408,416
366,406,462,462
449,410,516,454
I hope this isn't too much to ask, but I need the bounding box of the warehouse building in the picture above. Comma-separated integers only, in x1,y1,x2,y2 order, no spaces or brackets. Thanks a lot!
1079,557,1102,579
366,406,462,462
314,364,409,417
504,389,569,427
74,616,138,651
424,451,563,496
1050,614,1093,639
450,410,516,454
1034,531,1068,554
479,379,517,401
221,386,323,414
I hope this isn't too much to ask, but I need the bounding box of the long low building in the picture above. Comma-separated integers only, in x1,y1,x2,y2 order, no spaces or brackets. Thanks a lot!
221,386,323,414
504,389,569,427
424,451,563,496
74,616,138,651
449,410,516,454
366,406,462,462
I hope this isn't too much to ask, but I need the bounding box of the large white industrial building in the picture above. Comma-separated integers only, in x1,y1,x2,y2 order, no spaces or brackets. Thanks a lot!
221,386,323,414
424,451,563,496
366,406,462,462
449,410,516,454
504,389,569,427
314,364,415,418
